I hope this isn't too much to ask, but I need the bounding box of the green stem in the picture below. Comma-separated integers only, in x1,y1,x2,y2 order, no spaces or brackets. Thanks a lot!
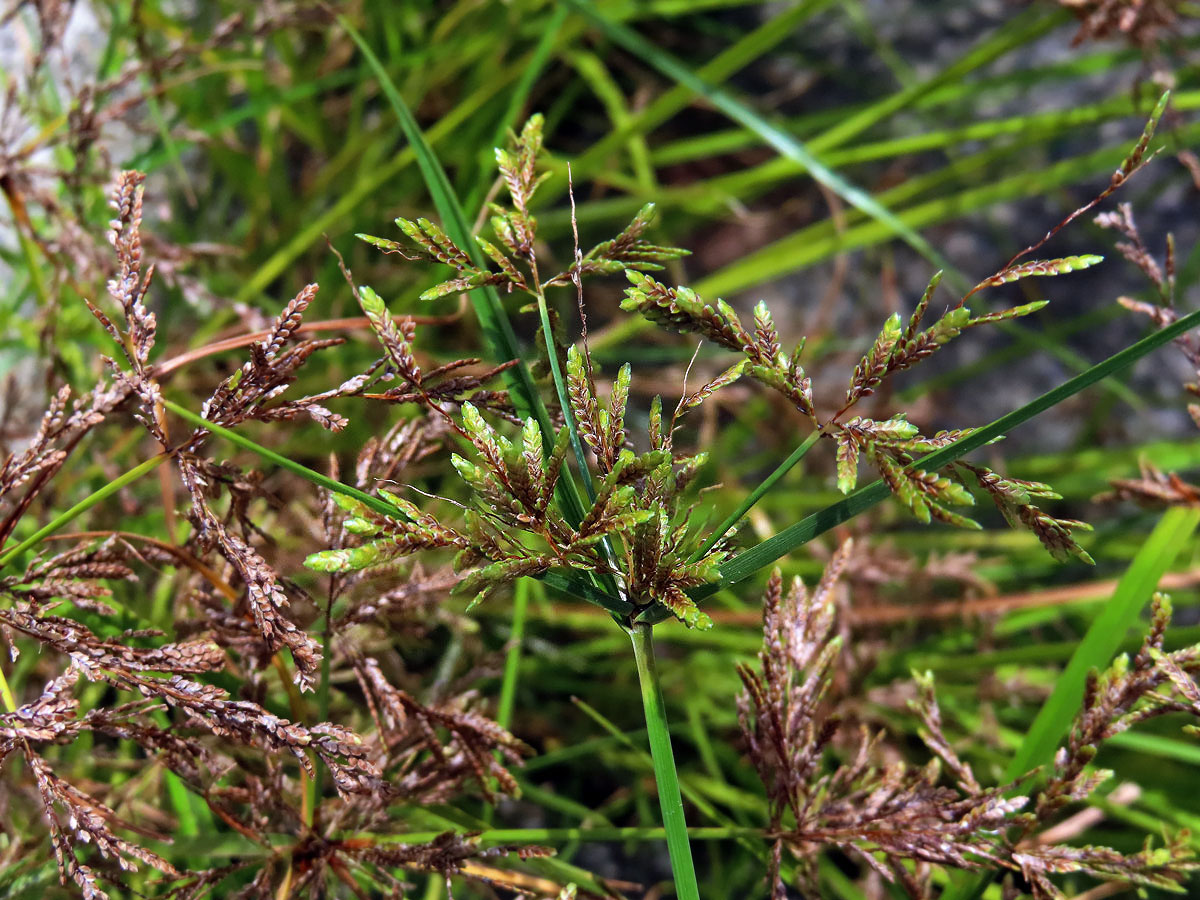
0,663,16,712
629,622,700,900
695,428,821,559
0,451,171,570
496,578,530,730
485,578,530,825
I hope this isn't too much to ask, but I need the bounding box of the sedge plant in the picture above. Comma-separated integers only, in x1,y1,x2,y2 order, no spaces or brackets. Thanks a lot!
6,30,1200,897
284,103,1200,898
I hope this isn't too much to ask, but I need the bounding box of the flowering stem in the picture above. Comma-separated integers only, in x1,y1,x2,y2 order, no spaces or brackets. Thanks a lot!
629,621,700,900
534,288,597,503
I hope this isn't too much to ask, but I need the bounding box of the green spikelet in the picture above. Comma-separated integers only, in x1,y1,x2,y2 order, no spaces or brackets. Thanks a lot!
976,254,1104,291
836,433,859,495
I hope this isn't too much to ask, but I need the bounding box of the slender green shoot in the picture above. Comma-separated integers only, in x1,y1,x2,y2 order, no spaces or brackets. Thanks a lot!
629,622,700,900
497,578,531,731
0,451,171,571
943,505,1200,900
695,429,822,560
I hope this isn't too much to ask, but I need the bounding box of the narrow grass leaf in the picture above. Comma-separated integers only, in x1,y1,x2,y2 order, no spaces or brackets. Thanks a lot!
1003,505,1200,782
0,452,171,570
695,305,1200,600
162,399,622,614
565,0,952,273
942,505,1200,900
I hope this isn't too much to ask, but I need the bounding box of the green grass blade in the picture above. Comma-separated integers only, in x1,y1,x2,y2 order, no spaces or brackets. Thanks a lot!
163,399,409,522
0,663,16,711
942,505,1200,900
540,569,630,615
566,0,952,273
465,3,570,213
1002,506,1200,780
695,429,821,560
807,4,1066,154
693,306,1200,600
336,17,534,415
568,0,837,180
0,451,171,570
1105,730,1200,767
646,59,1166,169
691,114,1191,297
485,577,529,824
232,69,511,306
571,49,657,192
